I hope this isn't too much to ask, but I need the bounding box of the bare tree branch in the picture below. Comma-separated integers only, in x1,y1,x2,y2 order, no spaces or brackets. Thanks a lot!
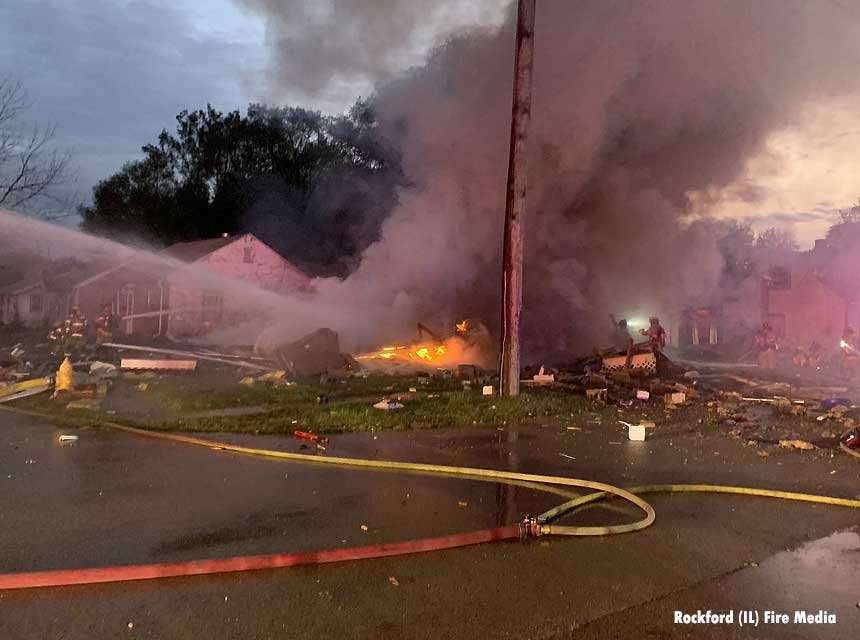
0,74,75,216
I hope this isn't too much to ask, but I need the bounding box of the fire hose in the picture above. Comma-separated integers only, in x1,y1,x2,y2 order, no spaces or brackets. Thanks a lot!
1,406,859,590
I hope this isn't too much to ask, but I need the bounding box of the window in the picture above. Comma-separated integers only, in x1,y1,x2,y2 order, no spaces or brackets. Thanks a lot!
29,293,43,313
202,292,224,323
243,247,254,264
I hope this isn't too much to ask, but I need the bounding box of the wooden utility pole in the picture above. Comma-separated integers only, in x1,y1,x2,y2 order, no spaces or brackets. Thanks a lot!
500,0,536,396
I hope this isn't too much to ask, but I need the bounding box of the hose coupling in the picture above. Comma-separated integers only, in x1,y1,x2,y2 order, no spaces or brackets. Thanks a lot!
522,516,543,538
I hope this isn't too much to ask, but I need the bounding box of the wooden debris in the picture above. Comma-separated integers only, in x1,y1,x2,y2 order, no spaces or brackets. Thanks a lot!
121,358,197,371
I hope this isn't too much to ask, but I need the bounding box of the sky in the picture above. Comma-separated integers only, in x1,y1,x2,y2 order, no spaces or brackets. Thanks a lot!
1,0,858,245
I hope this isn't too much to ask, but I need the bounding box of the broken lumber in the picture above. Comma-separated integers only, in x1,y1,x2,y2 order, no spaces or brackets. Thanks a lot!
103,343,275,372
121,359,197,371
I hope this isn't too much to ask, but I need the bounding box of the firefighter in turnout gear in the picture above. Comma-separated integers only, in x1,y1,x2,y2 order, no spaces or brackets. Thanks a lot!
841,326,859,378
48,307,88,356
754,322,778,370
94,304,115,346
639,316,666,352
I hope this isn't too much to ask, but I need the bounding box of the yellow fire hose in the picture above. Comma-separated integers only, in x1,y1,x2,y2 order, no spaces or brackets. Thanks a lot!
1,404,860,589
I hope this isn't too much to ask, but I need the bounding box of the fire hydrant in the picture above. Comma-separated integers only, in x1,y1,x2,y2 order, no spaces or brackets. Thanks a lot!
55,357,73,394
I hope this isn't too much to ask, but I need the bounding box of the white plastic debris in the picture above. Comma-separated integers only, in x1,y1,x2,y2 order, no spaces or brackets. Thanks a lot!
482,385,494,395
58,434,79,444
373,399,404,410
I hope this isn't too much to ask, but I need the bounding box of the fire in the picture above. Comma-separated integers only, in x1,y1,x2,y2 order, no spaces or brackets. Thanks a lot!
455,320,468,333
356,341,451,366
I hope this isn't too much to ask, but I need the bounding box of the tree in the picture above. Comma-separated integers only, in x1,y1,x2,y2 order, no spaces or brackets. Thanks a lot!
80,100,402,274
755,227,798,251
0,75,74,217
825,197,860,249
716,220,755,284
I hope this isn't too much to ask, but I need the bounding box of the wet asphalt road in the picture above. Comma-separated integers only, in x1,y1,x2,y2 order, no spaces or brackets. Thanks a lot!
1,409,859,639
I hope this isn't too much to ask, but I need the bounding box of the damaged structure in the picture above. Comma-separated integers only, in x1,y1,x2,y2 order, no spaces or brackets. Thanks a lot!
0,233,311,339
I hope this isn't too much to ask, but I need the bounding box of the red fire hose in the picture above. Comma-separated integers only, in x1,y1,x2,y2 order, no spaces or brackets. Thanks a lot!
0,526,523,590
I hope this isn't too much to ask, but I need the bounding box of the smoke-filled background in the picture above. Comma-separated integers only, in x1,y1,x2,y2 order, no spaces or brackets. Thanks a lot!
245,0,859,357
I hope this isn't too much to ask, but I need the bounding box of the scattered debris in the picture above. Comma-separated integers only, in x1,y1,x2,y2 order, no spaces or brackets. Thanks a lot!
360,524,369,532
586,388,608,403
0,377,52,403
121,358,197,371
106,342,274,371
482,385,494,395
635,389,650,400
262,328,352,377
619,420,655,442
57,434,79,444
558,452,576,461
294,431,330,445
373,399,404,410
88,361,117,380
457,500,468,508
136,383,149,392
778,439,815,451
388,576,400,587
66,398,101,411
664,392,686,406
533,367,555,383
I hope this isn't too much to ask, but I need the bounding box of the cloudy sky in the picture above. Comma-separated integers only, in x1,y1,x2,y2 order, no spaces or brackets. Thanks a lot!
2,0,858,245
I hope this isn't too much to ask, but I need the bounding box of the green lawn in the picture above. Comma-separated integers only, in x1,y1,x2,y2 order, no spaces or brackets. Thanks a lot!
7,369,598,434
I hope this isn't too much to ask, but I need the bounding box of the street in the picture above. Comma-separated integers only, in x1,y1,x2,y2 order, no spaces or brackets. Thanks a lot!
1,410,858,639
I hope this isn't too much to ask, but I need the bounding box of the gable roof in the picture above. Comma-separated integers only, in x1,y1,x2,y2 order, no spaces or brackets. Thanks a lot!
162,235,241,263
0,278,44,296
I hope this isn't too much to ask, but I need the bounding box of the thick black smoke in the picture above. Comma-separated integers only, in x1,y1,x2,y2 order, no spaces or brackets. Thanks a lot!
246,0,860,358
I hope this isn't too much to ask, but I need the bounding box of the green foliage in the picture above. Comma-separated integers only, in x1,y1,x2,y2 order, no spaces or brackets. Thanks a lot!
716,220,755,283
825,198,860,250
79,100,402,274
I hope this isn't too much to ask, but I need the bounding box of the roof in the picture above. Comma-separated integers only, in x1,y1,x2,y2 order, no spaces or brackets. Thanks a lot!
0,278,44,296
162,235,241,263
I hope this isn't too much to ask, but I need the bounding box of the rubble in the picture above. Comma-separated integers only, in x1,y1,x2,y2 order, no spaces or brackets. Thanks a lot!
120,358,197,371
261,328,353,377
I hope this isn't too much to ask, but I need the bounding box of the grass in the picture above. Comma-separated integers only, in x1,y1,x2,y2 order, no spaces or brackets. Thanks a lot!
7,369,597,435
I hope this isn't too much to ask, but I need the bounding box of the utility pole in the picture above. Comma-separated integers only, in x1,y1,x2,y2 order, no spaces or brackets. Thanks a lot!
499,0,536,396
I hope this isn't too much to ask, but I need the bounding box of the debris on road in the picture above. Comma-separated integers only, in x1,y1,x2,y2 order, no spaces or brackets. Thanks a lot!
294,431,330,445
779,439,815,450
482,385,494,395
619,420,655,441
57,434,79,444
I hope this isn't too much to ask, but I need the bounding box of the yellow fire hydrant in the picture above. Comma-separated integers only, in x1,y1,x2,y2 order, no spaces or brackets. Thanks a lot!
55,357,73,394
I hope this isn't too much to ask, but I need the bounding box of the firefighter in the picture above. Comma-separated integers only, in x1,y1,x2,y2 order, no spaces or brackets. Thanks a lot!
639,316,666,352
841,326,859,377
94,304,115,346
755,322,778,370
807,342,824,369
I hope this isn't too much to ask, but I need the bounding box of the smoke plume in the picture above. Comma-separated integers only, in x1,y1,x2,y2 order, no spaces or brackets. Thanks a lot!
247,0,860,358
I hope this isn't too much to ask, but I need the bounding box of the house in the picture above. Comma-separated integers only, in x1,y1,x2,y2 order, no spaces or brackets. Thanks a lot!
765,268,846,348
0,278,63,328
0,262,117,330
57,233,310,339
162,233,311,338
